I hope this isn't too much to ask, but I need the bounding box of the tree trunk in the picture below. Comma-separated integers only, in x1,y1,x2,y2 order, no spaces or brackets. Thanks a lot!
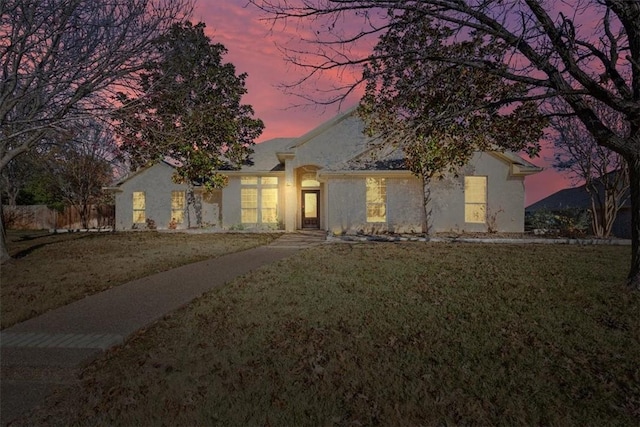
627,154,640,290
186,185,203,228
80,203,90,229
421,174,433,235
0,203,10,263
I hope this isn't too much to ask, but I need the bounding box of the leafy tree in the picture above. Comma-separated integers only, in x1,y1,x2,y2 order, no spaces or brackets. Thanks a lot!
114,22,264,227
359,24,546,232
0,0,193,261
551,99,629,238
250,0,640,289
0,153,45,206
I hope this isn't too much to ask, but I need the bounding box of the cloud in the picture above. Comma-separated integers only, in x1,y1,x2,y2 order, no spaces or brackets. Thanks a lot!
194,0,570,204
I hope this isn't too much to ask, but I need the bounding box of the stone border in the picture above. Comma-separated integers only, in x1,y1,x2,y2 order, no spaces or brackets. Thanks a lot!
328,234,632,245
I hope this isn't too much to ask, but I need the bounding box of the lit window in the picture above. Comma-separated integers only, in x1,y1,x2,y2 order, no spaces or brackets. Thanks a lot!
241,176,258,185
301,173,320,188
261,188,278,223
241,188,258,223
132,192,145,223
171,191,185,224
241,177,278,224
366,177,386,222
465,176,487,223
261,177,278,185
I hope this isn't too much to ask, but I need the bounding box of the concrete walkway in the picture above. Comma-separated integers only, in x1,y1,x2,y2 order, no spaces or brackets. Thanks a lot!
0,231,327,425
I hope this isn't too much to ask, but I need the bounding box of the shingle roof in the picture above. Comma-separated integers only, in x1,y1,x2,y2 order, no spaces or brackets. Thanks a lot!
526,170,630,212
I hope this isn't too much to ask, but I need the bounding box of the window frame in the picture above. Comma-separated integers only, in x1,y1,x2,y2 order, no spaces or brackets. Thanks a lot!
240,176,279,225
366,177,387,223
171,191,186,224
464,176,487,224
132,191,146,224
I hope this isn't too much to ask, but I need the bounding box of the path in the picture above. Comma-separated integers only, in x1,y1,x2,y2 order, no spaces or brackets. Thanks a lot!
0,231,326,425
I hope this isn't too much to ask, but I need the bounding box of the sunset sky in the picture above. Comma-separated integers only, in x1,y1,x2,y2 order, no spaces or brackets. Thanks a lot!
192,0,572,206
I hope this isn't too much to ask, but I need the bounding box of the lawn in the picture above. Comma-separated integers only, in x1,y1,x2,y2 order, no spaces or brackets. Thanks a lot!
14,242,640,426
1,230,278,329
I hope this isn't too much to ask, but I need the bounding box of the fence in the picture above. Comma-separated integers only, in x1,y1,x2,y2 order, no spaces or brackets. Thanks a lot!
2,205,115,230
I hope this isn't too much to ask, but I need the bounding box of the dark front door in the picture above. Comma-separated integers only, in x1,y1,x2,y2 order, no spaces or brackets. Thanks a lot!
302,190,320,229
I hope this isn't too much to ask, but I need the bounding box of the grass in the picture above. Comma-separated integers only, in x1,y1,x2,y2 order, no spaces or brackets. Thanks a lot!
1,230,278,329
14,242,640,426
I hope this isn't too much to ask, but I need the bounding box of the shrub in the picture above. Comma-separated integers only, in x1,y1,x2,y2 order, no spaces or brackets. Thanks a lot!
527,208,591,237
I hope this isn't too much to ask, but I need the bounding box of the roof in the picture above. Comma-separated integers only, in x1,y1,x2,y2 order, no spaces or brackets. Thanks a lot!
105,159,177,189
237,109,541,176
526,170,630,212
241,137,296,172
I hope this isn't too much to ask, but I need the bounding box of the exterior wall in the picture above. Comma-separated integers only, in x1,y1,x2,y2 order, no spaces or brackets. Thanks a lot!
220,177,241,229
326,175,426,235
114,163,219,230
290,116,370,170
325,153,528,235
431,152,526,233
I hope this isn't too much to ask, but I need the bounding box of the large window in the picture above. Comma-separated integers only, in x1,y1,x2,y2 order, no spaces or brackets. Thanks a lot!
132,192,145,224
171,191,185,224
366,177,386,223
241,177,278,224
465,176,487,223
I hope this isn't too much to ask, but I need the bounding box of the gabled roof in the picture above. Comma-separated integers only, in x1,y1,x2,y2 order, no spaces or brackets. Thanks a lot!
104,159,178,190
288,106,358,150
526,170,630,212
240,137,296,172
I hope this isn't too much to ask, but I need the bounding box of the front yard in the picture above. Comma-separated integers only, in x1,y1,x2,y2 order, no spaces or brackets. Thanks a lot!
12,242,640,426
1,230,278,329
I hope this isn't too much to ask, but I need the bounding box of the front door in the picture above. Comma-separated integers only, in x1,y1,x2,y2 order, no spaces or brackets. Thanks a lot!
302,190,320,229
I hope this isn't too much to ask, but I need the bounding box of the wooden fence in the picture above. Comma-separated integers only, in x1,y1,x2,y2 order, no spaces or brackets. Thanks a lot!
2,205,115,230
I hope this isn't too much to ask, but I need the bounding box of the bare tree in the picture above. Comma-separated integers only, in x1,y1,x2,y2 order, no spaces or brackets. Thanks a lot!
0,0,193,260
551,100,630,238
44,120,121,229
250,0,640,289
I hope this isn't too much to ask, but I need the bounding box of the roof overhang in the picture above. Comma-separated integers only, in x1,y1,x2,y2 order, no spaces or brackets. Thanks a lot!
491,152,543,177
318,169,415,179
276,151,295,163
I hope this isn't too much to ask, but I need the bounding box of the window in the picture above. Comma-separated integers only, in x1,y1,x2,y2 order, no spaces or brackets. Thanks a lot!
132,192,145,223
366,177,386,222
241,177,278,224
261,188,278,223
301,173,320,188
171,191,185,224
241,188,258,223
465,176,487,223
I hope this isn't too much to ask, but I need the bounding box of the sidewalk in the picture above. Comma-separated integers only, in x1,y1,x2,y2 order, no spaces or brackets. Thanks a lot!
0,232,326,425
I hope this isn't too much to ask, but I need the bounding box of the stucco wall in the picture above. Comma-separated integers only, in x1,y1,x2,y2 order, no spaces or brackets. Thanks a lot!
430,152,526,233
325,152,527,235
291,116,370,170
114,163,219,230
326,175,426,235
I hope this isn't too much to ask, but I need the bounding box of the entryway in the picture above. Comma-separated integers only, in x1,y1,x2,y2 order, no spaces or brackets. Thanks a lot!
301,190,320,229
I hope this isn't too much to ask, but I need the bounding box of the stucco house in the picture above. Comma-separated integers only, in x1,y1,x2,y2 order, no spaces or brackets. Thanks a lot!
107,109,541,234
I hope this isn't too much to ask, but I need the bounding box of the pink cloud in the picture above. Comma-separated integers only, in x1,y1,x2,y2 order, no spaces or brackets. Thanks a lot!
194,0,572,206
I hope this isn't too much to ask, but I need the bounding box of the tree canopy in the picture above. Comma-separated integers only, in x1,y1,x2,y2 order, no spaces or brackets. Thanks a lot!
114,21,264,225
250,0,640,289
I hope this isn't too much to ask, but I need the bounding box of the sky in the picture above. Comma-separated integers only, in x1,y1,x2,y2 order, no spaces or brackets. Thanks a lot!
192,0,572,206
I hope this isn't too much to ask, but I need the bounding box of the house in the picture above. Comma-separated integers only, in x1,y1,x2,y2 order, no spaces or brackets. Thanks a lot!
107,109,542,234
105,159,222,230
525,172,631,238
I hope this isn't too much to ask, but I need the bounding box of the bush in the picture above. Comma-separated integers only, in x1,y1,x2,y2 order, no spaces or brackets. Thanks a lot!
527,208,591,237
